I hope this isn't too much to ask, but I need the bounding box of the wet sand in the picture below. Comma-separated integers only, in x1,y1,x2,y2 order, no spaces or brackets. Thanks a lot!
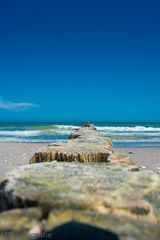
0,143,160,176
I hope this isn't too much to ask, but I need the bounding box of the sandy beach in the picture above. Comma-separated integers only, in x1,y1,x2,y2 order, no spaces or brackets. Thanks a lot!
0,143,46,176
0,143,160,176
115,147,160,174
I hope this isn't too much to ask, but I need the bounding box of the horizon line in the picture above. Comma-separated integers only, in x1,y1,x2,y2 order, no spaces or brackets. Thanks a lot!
0,120,160,123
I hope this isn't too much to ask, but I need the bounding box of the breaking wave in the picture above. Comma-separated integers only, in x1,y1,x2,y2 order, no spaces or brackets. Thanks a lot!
96,126,160,132
0,130,42,137
0,123,160,146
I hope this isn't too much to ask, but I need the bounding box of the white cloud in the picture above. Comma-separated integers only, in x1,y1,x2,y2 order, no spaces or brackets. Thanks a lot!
0,99,39,111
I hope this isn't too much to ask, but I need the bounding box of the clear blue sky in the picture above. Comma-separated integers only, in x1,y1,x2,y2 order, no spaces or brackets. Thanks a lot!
0,0,160,122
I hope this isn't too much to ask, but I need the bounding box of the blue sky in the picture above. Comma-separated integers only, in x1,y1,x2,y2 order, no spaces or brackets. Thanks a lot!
0,0,160,122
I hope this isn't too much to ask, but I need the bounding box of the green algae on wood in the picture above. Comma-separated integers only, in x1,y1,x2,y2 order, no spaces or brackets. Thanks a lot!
0,162,160,239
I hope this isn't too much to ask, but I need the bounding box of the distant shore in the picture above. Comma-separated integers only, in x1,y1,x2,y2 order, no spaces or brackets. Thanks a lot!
0,143,160,176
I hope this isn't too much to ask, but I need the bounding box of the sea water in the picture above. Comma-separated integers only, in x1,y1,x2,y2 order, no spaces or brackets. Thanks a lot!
0,122,160,147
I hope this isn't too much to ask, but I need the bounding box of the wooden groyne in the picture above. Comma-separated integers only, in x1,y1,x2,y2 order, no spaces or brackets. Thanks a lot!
30,124,112,163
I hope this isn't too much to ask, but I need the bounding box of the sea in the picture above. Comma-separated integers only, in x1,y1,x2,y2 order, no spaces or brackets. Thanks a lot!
0,122,160,148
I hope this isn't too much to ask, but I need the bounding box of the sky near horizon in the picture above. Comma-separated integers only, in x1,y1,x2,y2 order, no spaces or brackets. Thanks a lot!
0,0,160,122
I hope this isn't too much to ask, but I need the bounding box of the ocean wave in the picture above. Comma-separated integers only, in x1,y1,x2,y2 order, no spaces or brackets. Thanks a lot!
0,130,42,137
49,129,75,135
1,125,160,137
52,125,160,132
0,137,66,143
96,126,160,132
0,128,75,137
0,137,160,144
114,139,160,142
1,124,160,145
101,132,160,137
53,125,79,130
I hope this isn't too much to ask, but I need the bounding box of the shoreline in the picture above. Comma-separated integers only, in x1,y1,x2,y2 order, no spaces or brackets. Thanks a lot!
0,143,160,176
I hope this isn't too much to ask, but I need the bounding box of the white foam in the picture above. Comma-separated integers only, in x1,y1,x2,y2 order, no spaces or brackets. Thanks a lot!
101,132,160,136
96,126,160,132
54,125,80,130
0,130,42,137
114,139,160,142
0,128,76,137
49,129,73,135
0,124,160,145
0,137,61,143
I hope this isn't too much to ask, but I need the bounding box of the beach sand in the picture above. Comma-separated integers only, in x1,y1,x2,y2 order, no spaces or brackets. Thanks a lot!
115,147,160,174
0,143,46,176
0,143,160,176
